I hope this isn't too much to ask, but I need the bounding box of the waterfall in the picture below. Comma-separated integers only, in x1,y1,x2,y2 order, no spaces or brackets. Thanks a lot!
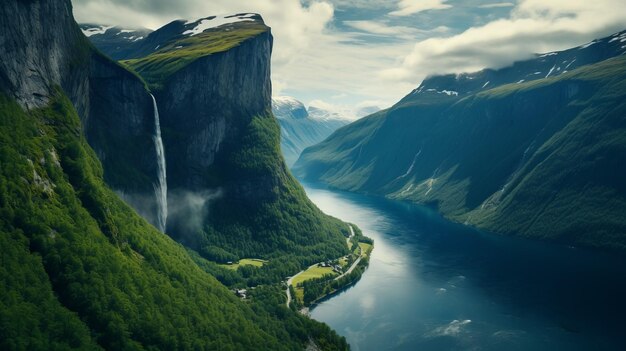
150,94,168,232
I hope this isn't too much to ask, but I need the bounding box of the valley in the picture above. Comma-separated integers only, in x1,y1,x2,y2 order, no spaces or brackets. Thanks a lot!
2,0,625,350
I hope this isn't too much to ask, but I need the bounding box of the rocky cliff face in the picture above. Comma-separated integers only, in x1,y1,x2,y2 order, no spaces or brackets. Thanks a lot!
158,30,273,190
86,54,160,225
0,0,87,109
114,17,348,260
0,0,161,228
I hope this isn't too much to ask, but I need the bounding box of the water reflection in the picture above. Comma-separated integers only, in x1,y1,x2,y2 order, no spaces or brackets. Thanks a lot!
303,182,626,351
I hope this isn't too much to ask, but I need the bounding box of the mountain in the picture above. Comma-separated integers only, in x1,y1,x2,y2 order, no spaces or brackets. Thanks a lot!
110,16,350,266
79,24,153,59
294,30,626,252
0,0,348,349
272,96,350,166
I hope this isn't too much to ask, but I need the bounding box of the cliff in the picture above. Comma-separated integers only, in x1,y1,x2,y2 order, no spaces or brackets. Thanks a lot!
122,16,349,263
0,0,349,349
0,0,162,227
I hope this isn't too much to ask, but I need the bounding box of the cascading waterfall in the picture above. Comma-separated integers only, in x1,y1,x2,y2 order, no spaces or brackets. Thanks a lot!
150,94,168,232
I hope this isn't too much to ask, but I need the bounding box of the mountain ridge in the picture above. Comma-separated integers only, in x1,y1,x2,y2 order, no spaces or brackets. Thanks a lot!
295,30,626,252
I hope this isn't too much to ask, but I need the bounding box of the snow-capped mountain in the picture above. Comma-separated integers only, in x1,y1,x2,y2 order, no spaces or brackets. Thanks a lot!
272,96,350,167
80,14,264,60
404,30,626,104
79,24,152,59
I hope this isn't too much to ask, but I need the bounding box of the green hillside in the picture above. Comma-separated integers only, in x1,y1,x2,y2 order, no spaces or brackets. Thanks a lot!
122,21,268,90
295,55,626,251
0,91,347,350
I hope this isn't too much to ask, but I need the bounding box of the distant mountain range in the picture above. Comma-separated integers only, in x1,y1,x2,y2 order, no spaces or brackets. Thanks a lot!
295,29,626,252
272,96,350,166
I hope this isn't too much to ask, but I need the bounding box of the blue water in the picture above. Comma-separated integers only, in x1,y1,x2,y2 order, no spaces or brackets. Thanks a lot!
302,182,626,351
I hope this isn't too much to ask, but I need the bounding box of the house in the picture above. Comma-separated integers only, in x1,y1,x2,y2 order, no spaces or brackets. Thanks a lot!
234,289,247,298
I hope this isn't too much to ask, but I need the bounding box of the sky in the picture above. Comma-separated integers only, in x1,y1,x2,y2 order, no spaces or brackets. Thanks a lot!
73,0,626,119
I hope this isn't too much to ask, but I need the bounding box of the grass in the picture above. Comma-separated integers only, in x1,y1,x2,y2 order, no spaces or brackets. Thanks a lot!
292,266,337,288
292,266,337,304
220,258,267,270
359,243,373,257
121,22,268,89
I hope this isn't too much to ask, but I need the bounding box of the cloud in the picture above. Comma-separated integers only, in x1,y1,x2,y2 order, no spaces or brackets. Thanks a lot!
344,20,418,36
389,0,452,17
382,0,626,84
73,0,334,67
479,2,515,8
344,20,449,38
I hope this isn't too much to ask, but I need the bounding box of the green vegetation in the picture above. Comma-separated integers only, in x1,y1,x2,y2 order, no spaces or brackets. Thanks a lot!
0,92,348,350
122,22,268,89
359,243,373,257
220,258,267,270
195,113,351,274
293,266,338,287
295,55,626,252
290,233,374,307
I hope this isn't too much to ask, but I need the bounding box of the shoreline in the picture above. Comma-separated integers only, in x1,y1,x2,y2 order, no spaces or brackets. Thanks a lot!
286,228,373,312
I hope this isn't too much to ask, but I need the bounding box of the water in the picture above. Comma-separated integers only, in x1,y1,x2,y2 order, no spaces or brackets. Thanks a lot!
150,94,167,232
302,182,626,351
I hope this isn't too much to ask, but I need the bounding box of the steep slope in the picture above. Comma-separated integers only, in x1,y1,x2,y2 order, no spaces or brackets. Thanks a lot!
0,1,348,349
0,0,161,229
273,96,349,166
120,15,350,265
295,33,626,252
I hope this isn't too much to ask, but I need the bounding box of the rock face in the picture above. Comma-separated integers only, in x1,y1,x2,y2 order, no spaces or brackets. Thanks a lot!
295,32,626,252
0,0,87,109
108,17,348,260
0,0,161,228
158,30,273,190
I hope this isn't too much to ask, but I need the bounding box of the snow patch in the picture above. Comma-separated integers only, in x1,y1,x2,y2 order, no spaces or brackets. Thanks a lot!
545,65,556,78
441,90,458,96
610,33,626,43
183,14,256,36
539,52,558,58
564,59,576,70
482,81,490,88
579,40,597,49
516,80,525,84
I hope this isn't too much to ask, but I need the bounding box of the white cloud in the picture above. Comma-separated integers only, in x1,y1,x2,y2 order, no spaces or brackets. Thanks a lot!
73,0,624,119
479,2,515,8
344,20,449,38
73,0,412,111
344,20,418,36
73,0,334,67
389,0,452,17
382,0,626,84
